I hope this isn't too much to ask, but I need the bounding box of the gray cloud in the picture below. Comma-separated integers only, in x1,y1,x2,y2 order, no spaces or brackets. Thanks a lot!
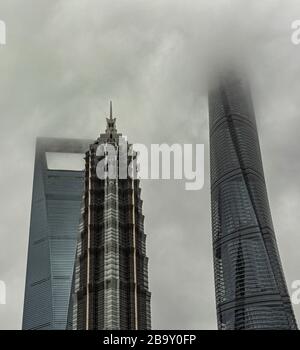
0,0,299,329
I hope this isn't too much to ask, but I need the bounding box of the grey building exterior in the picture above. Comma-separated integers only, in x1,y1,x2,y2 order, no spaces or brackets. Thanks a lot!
22,138,91,330
209,72,298,330
68,105,151,330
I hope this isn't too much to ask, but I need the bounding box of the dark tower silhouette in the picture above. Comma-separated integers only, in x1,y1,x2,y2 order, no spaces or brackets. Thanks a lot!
68,103,151,330
209,72,297,330
23,138,91,330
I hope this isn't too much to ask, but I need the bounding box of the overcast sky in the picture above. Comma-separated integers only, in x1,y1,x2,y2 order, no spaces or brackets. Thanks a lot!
0,0,299,330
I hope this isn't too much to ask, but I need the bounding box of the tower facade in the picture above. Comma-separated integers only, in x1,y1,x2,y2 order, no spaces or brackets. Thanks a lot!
23,138,91,330
209,73,297,330
69,105,151,330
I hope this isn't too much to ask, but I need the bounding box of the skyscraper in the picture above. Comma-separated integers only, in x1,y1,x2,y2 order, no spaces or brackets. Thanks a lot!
68,104,151,330
23,138,91,330
209,72,298,330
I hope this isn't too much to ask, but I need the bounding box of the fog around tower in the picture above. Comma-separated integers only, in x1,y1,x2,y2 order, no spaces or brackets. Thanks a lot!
0,0,299,329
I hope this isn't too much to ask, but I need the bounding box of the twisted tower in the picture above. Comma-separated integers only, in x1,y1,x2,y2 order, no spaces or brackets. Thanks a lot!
209,73,297,330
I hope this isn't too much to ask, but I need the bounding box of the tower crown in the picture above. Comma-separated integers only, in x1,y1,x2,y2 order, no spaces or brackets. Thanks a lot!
105,101,117,137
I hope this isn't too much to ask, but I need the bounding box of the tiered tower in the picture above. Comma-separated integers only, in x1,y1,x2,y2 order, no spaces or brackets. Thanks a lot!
69,103,151,330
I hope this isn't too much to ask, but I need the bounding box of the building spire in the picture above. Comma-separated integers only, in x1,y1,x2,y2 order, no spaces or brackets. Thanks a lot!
110,101,113,120
105,100,117,138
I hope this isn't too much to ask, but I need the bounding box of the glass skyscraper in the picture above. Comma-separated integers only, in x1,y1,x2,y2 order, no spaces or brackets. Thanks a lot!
209,72,298,330
68,104,151,330
23,138,91,330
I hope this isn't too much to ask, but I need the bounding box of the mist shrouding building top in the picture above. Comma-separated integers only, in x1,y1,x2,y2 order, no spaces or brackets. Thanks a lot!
23,138,91,330
208,72,298,330
68,104,151,330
